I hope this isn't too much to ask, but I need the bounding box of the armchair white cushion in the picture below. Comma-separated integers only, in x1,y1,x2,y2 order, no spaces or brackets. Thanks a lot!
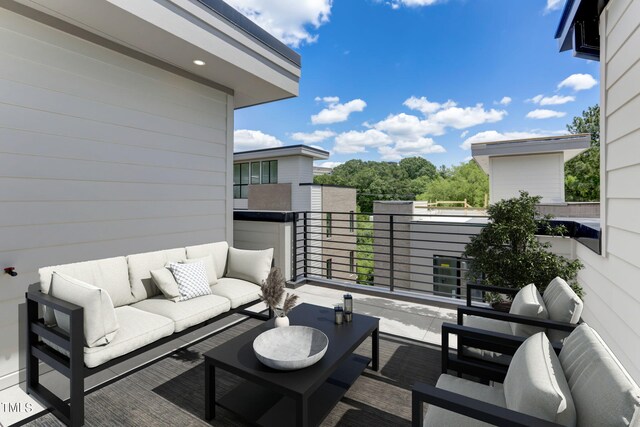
508,283,548,337
49,272,120,348
226,247,273,285
503,332,576,426
543,277,583,343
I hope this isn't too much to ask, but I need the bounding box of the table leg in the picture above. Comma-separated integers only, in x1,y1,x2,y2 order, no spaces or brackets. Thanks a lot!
372,327,379,371
205,362,215,420
296,395,309,427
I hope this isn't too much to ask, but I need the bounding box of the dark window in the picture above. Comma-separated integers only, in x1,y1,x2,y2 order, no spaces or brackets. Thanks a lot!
326,213,332,237
261,160,278,184
250,162,261,184
326,259,332,279
349,211,355,232
233,163,250,199
433,255,461,298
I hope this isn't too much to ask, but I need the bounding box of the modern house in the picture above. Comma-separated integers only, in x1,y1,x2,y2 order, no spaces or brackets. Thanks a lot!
0,0,299,394
232,145,357,282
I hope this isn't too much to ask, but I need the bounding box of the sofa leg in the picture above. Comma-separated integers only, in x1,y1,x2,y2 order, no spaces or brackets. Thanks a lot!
69,309,85,426
25,297,40,394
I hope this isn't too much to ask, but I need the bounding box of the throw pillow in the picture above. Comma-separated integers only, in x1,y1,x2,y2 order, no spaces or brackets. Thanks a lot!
184,255,218,286
226,247,274,285
509,283,549,337
150,267,181,301
503,332,576,426
49,271,119,347
168,261,211,301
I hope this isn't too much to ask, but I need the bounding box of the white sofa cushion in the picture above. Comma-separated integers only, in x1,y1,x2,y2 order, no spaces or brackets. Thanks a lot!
559,324,640,427
504,332,576,426
212,278,262,309
49,272,120,348
462,315,513,365
423,374,506,427
150,267,181,301
184,255,217,286
83,306,175,368
168,261,211,301
132,294,230,332
40,256,133,324
226,248,273,285
186,242,229,279
509,283,548,337
127,247,186,302
543,277,583,343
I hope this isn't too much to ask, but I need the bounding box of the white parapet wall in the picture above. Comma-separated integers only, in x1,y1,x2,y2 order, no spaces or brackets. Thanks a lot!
233,219,293,281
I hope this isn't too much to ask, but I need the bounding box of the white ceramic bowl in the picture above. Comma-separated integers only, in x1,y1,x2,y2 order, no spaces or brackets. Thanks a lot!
253,326,329,370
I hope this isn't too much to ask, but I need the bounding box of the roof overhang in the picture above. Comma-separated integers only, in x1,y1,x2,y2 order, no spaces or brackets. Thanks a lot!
471,134,591,173
234,145,330,162
9,0,301,108
555,0,608,61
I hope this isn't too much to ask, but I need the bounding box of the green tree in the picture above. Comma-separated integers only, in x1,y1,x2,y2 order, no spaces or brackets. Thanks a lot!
315,157,438,212
417,161,489,207
463,192,584,298
565,105,600,201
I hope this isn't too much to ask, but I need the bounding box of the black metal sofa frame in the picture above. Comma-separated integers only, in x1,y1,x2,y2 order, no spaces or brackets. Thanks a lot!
25,287,271,427
412,321,576,427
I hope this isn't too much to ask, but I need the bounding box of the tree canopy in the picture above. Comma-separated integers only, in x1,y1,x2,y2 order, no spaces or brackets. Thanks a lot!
565,105,600,201
416,161,488,207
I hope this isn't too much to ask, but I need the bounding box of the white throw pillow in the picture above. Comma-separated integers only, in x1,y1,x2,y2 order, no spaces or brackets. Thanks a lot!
184,255,217,286
168,261,211,301
226,247,274,285
49,272,119,348
509,283,549,337
504,332,576,426
150,267,181,301
543,277,583,343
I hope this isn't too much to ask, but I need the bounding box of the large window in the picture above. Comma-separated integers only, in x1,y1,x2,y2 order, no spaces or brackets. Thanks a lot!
234,160,278,199
433,255,461,298
261,160,278,183
233,163,249,199
326,259,332,279
326,213,332,237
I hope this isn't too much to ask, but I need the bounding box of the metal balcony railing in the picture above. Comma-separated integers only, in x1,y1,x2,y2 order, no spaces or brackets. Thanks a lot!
292,211,489,302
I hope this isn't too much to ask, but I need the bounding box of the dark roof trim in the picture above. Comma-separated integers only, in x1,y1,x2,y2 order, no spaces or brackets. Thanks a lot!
196,0,301,67
555,0,608,61
233,210,297,223
234,144,330,157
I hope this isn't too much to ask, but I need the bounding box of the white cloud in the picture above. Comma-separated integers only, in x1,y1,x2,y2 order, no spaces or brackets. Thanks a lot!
333,129,392,154
314,96,339,103
526,109,567,119
291,130,336,143
378,138,446,161
460,130,568,150
370,112,446,138
311,97,367,125
404,96,456,115
497,96,512,106
234,129,283,151
460,130,469,138
429,104,506,129
529,94,575,105
316,161,343,168
557,73,598,91
388,0,441,8
545,0,564,13
224,0,332,48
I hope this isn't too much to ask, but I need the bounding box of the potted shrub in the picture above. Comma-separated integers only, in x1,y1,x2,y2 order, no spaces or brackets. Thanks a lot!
463,191,584,307
260,267,299,327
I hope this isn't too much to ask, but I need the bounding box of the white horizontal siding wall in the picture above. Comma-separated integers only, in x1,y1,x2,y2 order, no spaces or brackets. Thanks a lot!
0,9,232,389
490,153,564,203
573,0,640,383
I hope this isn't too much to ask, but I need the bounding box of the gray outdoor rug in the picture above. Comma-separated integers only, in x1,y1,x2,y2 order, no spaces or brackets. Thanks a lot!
24,318,441,426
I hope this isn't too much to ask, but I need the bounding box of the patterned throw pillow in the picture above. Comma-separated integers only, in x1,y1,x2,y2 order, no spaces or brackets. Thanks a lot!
167,261,211,301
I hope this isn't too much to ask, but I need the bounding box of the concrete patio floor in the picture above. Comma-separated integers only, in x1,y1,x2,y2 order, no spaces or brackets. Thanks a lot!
1,284,458,426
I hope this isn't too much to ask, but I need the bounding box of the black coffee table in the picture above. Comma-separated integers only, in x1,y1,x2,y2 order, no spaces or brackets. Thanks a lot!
204,303,379,427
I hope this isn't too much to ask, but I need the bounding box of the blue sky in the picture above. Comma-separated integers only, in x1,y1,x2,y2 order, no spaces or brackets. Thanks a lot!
230,0,599,168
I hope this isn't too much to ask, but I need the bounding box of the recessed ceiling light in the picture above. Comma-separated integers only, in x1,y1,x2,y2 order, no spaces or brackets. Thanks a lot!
193,59,206,66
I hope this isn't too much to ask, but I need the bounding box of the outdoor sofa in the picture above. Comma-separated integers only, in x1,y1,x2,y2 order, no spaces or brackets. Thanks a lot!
458,277,583,365
413,323,640,426
25,241,273,427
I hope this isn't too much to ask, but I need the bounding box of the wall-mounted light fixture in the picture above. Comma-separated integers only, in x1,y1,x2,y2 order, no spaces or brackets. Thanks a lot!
4,267,17,277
